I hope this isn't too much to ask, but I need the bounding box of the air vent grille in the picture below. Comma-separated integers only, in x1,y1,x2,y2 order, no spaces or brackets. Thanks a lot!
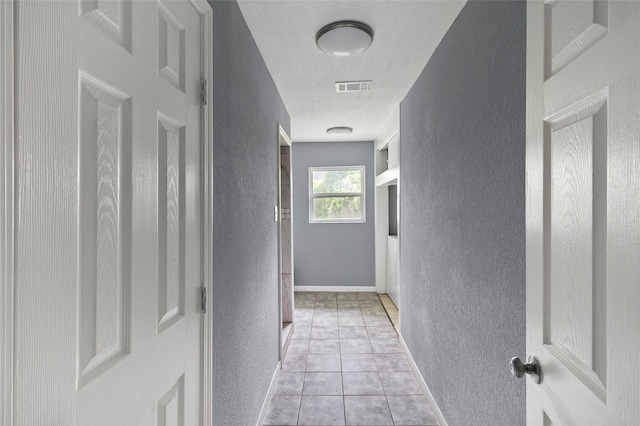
335,80,372,93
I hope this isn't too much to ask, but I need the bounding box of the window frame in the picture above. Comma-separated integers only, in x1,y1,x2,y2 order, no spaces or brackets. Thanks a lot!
308,165,366,224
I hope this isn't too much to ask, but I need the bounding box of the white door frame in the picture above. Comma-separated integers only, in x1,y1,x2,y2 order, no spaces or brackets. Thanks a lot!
193,0,214,424
0,1,214,424
1,0,15,424
277,123,293,363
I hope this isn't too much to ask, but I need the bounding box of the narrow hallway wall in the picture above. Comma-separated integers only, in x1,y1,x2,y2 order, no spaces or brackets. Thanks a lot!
292,141,375,288
210,1,290,424
399,1,526,424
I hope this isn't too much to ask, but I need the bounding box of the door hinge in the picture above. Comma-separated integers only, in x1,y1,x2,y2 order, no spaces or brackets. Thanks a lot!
200,286,207,314
200,79,207,107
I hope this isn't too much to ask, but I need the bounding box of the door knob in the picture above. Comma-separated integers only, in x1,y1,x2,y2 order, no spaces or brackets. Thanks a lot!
510,356,541,384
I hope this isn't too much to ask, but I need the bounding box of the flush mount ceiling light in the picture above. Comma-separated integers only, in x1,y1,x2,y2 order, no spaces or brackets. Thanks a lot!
327,126,353,136
316,21,374,57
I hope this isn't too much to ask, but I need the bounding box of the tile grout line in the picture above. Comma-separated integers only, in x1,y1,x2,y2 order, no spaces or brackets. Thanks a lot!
291,291,407,425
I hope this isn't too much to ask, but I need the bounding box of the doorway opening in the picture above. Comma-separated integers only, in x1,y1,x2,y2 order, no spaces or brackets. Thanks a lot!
277,125,294,357
374,108,400,331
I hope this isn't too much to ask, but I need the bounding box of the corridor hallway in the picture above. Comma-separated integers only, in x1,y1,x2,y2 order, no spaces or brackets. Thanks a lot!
263,292,436,425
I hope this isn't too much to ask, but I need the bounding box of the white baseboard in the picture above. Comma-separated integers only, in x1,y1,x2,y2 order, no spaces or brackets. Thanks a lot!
256,361,281,426
294,286,378,293
398,335,448,426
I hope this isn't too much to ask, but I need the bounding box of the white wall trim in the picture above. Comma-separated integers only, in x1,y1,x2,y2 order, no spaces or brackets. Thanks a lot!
374,185,388,294
398,334,448,426
256,361,281,426
295,286,378,293
189,0,210,15
1,1,15,424
188,1,213,425
278,123,292,147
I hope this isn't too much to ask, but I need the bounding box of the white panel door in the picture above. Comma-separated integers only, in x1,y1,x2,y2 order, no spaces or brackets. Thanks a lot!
526,0,640,424
14,1,204,424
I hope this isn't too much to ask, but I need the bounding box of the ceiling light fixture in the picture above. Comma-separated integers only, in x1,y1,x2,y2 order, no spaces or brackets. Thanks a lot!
316,21,374,57
327,126,353,136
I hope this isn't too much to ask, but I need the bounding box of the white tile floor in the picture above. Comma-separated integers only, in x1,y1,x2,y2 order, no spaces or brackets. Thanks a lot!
263,291,438,426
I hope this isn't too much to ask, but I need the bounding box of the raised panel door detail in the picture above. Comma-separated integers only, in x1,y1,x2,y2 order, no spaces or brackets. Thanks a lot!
157,375,184,426
545,0,607,76
545,93,608,400
529,0,640,423
77,73,132,388
158,2,185,91
158,115,185,333
79,0,132,52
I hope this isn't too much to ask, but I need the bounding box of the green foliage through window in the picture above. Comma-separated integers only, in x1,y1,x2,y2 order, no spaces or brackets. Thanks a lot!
313,196,361,219
309,167,364,222
312,169,362,194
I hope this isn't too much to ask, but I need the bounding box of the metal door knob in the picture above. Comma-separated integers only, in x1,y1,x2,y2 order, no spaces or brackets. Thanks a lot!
510,356,541,384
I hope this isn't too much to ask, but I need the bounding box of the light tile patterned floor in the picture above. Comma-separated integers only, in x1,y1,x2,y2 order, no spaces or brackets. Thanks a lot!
263,291,438,426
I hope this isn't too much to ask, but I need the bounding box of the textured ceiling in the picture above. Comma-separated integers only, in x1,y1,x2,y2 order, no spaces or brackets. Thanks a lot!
237,0,467,142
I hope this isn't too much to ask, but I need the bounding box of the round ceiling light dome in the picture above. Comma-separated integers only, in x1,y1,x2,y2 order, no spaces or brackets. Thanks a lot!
316,21,374,57
327,126,353,136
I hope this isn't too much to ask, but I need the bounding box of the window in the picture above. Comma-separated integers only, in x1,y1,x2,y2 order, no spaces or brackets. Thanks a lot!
309,166,365,223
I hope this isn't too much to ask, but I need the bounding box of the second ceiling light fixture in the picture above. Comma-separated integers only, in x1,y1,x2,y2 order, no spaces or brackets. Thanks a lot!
317,20,374,137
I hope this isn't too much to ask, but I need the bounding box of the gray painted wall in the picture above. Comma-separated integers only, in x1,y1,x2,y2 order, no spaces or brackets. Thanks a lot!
292,142,375,287
399,1,526,425
210,1,290,424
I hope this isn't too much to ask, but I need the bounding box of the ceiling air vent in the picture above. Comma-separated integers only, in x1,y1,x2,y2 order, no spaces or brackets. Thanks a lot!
335,80,372,93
